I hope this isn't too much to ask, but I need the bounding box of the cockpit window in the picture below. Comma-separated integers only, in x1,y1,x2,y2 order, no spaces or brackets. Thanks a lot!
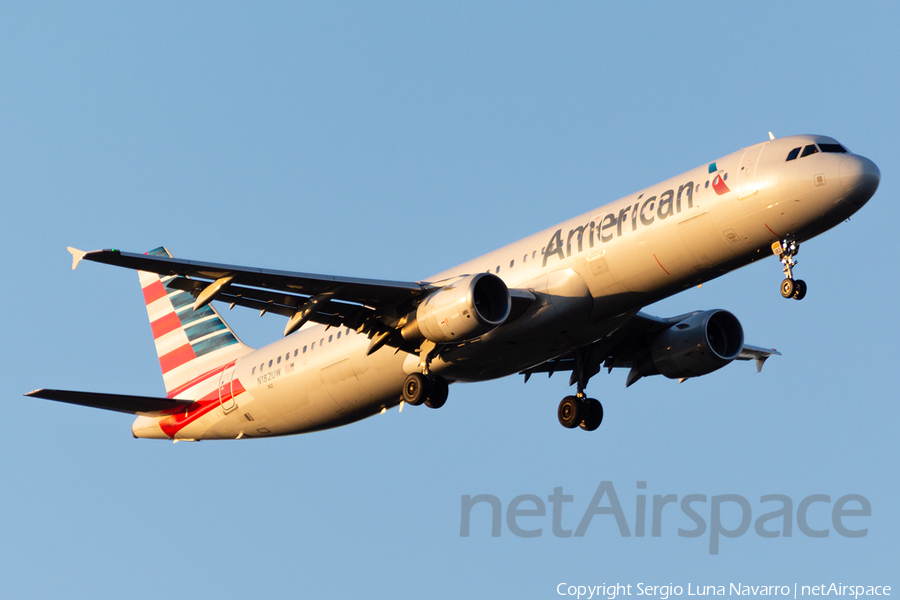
819,143,847,154
786,147,801,161
800,144,819,158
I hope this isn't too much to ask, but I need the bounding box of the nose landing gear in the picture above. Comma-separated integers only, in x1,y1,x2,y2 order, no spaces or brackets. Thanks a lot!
772,239,807,300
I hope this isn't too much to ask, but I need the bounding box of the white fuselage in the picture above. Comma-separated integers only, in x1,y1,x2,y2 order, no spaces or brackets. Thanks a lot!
132,134,879,440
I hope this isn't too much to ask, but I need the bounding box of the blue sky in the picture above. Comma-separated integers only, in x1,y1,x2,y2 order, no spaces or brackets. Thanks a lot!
2,2,897,598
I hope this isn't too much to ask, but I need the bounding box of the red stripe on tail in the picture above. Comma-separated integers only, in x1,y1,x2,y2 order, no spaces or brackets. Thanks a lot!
166,363,230,399
142,280,168,305
150,312,182,339
159,344,197,374
158,389,219,438
158,377,247,438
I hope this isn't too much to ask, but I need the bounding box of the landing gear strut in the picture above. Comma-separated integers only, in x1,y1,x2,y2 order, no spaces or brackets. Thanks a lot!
557,347,604,431
772,238,807,300
402,373,448,409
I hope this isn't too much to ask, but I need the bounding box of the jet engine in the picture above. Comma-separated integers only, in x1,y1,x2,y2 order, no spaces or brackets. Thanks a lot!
401,273,511,343
648,309,744,379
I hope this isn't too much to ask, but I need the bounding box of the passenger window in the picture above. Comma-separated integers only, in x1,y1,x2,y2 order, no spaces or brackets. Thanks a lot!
532,251,536,259
523,254,527,263
285,353,289,361
800,144,819,158
268,360,273,367
259,363,264,371
705,181,709,188
495,266,500,273
303,345,307,353
819,143,847,153
252,367,256,375
328,335,333,342
786,147,801,161
695,184,700,192
277,356,281,364
294,349,298,357
337,331,341,339
509,260,514,268
723,173,728,181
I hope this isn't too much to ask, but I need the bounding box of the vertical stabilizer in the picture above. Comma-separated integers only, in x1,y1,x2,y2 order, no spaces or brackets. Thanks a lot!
138,247,252,397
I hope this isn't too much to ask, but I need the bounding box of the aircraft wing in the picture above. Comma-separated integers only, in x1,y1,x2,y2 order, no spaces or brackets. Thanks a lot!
25,389,195,417
70,248,427,305
69,247,435,344
521,311,780,387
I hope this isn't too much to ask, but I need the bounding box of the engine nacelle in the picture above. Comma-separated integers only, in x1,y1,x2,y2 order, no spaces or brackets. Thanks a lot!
650,309,744,379
401,273,511,343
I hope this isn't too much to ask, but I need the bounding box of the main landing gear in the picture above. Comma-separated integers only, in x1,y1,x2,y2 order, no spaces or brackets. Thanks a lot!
402,373,449,409
402,340,449,409
772,238,807,301
557,347,604,431
558,395,603,431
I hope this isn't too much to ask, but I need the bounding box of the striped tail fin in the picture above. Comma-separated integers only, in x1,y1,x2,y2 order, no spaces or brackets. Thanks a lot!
139,247,252,397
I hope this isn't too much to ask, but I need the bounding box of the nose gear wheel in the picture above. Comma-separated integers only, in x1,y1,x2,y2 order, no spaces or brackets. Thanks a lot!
772,238,807,301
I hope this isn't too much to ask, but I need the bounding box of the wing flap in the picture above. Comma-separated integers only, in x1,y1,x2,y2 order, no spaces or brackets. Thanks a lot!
25,389,196,417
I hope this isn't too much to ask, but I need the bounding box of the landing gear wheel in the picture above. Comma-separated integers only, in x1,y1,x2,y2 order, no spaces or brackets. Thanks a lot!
579,398,604,431
425,376,449,409
558,396,582,429
780,278,795,299
402,373,429,406
773,237,803,300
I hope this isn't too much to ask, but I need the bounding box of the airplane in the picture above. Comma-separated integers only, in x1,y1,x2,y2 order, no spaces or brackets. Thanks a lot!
25,134,880,440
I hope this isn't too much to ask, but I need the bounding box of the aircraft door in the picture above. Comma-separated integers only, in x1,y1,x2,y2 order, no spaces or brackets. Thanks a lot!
219,361,238,413
736,145,765,199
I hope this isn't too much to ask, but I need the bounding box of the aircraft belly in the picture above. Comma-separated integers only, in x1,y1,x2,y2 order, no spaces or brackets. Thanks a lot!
174,402,244,440
199,341,410,437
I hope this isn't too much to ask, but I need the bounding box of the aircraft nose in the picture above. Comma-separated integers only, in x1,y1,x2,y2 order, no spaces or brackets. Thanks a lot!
840,155,880,206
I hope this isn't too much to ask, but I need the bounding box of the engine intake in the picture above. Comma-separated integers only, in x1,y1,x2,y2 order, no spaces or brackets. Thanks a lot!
401,273,511,343
649,309,744,379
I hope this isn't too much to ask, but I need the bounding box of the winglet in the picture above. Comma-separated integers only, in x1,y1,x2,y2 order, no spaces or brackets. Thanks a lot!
67,247,88,271
737,345,781,372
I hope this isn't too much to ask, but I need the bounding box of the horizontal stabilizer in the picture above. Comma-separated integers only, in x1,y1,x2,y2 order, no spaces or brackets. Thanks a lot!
25,389,195,416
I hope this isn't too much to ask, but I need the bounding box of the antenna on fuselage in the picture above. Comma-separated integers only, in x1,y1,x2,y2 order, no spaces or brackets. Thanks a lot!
768,131,775,140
